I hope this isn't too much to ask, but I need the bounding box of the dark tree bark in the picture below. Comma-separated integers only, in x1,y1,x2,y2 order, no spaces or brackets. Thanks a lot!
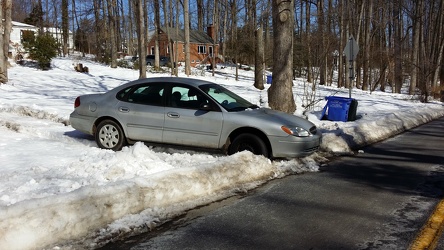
135,0,146,78
61,0,69,56
184,0,191,76
254,25,265,90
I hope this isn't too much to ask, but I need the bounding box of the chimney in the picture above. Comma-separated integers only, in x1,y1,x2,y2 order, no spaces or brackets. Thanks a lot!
207,24,215,41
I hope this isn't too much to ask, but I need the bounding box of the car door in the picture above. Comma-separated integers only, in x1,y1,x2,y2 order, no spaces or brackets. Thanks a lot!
163,85,224,149
116,83,165,142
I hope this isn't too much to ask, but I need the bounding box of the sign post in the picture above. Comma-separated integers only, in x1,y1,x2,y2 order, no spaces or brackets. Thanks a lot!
343,36,359,98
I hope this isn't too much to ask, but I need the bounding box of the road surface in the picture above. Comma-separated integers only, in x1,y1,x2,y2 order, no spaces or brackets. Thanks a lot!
100,116,444,250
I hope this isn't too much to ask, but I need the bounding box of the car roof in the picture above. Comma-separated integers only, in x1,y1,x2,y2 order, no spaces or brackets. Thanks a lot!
115,77,215,92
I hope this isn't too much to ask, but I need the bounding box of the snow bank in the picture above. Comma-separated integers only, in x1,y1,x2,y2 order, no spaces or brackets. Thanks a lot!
0,150,318,249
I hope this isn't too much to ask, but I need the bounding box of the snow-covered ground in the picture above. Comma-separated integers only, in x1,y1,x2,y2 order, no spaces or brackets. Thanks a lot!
0,57,443,250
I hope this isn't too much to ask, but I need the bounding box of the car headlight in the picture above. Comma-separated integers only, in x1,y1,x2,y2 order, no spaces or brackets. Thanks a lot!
281,126,311,137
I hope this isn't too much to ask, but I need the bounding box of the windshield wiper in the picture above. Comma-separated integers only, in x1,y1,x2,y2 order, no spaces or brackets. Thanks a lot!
227,105,259,112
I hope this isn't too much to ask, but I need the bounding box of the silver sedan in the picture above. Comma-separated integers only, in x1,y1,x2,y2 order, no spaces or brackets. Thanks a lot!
69,77,321,158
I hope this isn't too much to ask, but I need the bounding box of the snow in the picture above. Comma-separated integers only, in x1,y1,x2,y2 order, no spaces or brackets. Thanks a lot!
0,56,443,249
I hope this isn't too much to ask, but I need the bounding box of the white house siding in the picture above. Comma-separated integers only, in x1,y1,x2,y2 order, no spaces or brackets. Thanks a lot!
10,21,74,59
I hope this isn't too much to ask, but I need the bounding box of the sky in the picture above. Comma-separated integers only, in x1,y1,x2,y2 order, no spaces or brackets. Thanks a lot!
0,56,443,249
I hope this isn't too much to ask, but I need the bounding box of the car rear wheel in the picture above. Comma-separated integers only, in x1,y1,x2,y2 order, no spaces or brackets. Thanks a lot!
95,120,126,151
228,133,269,158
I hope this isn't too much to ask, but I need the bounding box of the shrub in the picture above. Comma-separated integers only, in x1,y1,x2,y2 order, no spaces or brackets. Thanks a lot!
23,32,58,70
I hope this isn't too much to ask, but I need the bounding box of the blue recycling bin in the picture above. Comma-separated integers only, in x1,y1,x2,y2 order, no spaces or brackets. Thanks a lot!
321,96,358,122
266,75,272,84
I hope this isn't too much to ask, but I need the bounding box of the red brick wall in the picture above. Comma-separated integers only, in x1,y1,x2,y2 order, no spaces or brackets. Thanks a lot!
147,33,219,67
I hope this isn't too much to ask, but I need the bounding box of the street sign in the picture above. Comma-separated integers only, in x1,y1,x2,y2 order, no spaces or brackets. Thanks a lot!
343,36,359,61
343,35,359,98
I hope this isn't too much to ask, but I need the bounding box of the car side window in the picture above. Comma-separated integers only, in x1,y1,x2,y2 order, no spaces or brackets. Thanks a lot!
169,86,209,109
127,84,164,106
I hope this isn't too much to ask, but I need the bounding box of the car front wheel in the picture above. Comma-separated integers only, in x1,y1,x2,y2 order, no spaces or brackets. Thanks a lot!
95,120,126,151
228,133,269,158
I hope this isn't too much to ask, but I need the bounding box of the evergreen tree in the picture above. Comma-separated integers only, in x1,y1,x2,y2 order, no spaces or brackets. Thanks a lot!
23,33,58,70
24,3,44,27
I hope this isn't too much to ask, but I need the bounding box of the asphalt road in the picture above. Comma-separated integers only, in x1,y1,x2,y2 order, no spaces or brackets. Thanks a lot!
101,116,444,250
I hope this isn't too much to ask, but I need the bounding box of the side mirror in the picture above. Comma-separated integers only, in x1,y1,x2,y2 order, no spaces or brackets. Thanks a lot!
199,103,213,111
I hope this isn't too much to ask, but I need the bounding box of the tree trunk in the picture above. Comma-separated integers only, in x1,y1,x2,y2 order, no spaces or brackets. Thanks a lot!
362,0,373,91
305,1,312,83
1,0,12,83
254,25,264,90
212,0,218,76
197,0,204,31
184,0,191,76
393,0,403,93
338,0,345,88
61,0,69,56
409,0,422,95
107,0,118,68
268,0,296,114
317,0,326,85
154,0,160,68
135,0,146,78
222,0,228,64
163,0,173,75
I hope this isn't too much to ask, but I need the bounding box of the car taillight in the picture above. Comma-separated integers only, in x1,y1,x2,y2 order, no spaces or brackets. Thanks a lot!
74,97,81,108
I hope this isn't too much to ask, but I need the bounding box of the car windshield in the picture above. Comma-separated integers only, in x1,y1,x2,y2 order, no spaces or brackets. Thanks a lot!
199,84,259,112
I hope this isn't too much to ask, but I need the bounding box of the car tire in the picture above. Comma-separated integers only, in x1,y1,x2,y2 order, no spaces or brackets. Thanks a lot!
228,133,269,157
95,120,126,151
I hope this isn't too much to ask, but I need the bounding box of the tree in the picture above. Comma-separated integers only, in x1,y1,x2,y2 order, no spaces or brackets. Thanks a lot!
61,0,69,56
24,1,44,28
268,0,296,113
154,0,161,68
135,0,146,78
107,0,118,68
254,25,264,90
23,33,58,70
0,0,12,83
183,0,191,76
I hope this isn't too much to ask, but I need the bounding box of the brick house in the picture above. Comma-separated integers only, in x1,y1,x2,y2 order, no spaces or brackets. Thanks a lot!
147,25,220,67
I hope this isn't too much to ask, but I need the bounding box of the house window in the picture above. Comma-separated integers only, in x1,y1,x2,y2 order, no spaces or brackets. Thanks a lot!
209,46,213,57
151,46,155,55
198,45,206,54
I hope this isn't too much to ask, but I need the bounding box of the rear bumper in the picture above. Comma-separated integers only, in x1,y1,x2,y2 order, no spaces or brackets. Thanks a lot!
69,111,95,135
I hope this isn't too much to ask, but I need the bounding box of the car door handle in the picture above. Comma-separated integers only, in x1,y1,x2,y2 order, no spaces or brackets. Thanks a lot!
167,112,180,118
119,107,130,112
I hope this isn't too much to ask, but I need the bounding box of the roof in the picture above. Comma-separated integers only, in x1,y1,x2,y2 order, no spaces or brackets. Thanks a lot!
12,21,72,33
156,27,215,44
12,21,38,29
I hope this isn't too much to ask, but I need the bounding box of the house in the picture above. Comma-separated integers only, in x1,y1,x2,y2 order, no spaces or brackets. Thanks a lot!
147,25,221,67
9,21,74,59
9,21,38,58
43,26,74,52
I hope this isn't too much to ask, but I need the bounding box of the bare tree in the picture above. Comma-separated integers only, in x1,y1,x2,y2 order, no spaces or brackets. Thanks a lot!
268,0,296,113
254,25,264,90
61,0,69,56
0,0,12,83
197,0,204,31
183,0,191,76
154,0,161,68
135,0,146,78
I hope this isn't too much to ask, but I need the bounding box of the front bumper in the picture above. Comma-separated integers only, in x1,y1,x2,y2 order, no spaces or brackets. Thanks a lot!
268,132,321,158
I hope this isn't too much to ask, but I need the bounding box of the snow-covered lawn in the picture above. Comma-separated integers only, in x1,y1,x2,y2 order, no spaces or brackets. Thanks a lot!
1,57,443,249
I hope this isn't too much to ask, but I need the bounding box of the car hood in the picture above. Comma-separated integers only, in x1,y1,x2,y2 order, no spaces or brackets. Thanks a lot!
240,108,315,129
